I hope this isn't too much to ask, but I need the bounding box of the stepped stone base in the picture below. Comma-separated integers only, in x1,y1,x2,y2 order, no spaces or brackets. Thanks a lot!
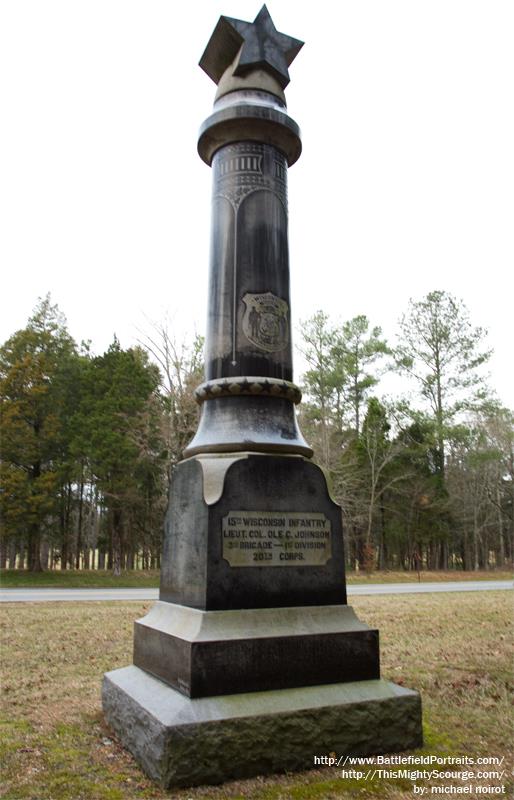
133,602,380,697
102,667,423,788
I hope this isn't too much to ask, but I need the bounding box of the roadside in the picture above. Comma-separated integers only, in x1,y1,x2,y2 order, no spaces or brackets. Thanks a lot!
1,580,512,603
0,568,512,589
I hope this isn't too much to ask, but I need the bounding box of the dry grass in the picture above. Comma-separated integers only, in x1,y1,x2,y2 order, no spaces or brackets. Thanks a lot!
347,570,513,583
1,592,512,799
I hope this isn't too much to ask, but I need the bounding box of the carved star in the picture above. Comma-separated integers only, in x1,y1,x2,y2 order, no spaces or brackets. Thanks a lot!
200,5,303,89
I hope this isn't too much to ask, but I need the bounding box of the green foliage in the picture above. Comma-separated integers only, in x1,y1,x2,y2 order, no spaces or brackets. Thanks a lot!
396,290,492,478
1,290,511,574
300,312,390,471
1,299,172,572
73,340,166,574
0,295,78,569
333,315,390,433
396,290,490,406
301,312,390,435
299,293,511,572
78,340,159,482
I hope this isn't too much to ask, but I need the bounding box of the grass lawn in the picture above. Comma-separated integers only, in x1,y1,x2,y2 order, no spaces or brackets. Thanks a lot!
1,568,511,589
0,570,162,589
1,592,512,799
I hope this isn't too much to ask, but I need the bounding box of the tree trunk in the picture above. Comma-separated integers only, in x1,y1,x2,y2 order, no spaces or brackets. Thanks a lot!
27,460,43,571
112,508,122,577
27,522,43,571
107,510,113,571
428,542,438,571
65,482,73,568
8,539,17,569
40,539,50,570
60,487,68,569
354,371,360,434
473,507,479,571
497,486,505,567
0,538,7,569
440,540,448,570
75,469,84,570
462,526,470,571
378,500,387,569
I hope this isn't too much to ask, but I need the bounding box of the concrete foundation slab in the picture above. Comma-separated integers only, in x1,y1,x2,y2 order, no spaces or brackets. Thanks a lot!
102,666,423,788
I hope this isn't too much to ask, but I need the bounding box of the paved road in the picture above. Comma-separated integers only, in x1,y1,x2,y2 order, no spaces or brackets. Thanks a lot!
347,580,513,595
1,580,511,603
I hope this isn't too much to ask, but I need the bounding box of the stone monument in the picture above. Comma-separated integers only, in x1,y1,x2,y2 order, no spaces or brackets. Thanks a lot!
102,5,423,788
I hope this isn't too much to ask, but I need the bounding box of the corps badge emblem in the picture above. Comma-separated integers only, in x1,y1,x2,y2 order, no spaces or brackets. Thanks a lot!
242,292,289,353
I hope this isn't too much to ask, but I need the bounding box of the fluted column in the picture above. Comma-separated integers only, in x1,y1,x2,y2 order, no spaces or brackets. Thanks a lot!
185,9,310,457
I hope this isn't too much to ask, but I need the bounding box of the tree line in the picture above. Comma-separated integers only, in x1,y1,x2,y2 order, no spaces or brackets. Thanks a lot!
298,293,513,571
1,291,512,572
0,297,202,572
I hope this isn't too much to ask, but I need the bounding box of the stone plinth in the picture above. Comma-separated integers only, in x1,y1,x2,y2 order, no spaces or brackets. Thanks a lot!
103,668,423,788
133,602,380,697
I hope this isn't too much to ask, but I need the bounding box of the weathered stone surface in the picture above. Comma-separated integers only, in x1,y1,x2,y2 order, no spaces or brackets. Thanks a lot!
103,667,423,788
199,6,304,91
102,9,424,790
186,132,310,457
159,454,347,610
133,602,380,696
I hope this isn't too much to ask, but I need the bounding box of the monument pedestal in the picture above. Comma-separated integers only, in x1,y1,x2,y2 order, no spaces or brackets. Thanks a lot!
103,453,423,786
158,453,348,611
102,7,423,787
103,668,422,788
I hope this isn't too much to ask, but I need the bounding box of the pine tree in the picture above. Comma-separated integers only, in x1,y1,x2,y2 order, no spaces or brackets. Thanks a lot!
396,290,491,486
0,296,78,570
332,315,389,434
74,340,164,574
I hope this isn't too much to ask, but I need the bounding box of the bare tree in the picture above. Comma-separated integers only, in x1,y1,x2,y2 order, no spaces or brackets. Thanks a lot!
138,317,204,478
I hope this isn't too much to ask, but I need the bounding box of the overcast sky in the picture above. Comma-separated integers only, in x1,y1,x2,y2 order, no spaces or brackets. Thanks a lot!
1,1,513,408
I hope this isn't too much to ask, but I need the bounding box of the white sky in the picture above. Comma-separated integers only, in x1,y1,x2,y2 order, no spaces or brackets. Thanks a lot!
1,1,513,408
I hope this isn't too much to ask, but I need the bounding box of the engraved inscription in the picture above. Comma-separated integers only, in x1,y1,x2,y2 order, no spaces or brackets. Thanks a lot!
222,511,332,567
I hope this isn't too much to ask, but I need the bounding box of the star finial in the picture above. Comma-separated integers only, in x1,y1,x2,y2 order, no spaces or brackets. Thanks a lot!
200,5,303,90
